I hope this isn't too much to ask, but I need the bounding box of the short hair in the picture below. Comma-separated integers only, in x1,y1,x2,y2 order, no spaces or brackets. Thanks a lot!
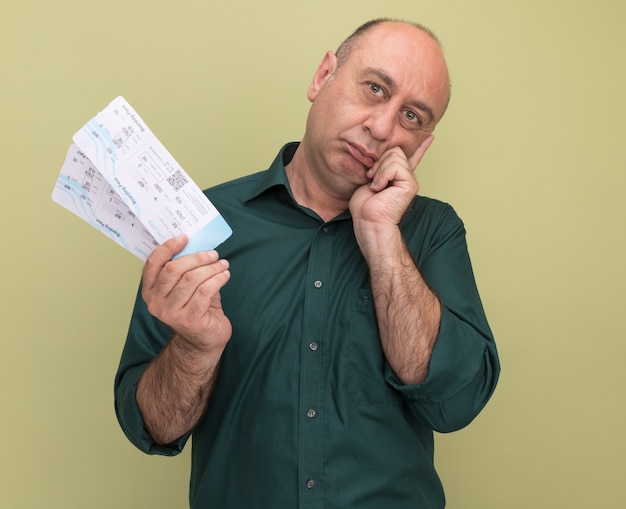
335,18,444,70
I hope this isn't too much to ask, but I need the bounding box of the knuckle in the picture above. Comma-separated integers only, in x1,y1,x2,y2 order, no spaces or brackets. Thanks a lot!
181,270,197,285
162,260,179,276
193,250,211,264
196,282,214,299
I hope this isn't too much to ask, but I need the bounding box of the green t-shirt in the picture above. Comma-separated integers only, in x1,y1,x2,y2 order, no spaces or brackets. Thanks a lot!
115,143,500,509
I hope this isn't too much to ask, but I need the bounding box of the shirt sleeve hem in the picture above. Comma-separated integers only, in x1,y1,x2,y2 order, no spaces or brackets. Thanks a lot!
114,364,189,456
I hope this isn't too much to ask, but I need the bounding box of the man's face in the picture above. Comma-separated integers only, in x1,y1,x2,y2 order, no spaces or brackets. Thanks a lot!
301,22,450,199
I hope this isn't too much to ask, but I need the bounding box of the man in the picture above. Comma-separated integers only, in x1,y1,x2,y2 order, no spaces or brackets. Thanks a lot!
115,18,500,508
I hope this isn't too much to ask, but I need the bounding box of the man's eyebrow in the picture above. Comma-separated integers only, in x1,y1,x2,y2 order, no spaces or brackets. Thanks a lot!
365,67,395,88
364,67,436,124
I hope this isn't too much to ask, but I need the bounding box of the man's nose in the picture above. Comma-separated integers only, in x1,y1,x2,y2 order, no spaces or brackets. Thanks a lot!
363,104,397,141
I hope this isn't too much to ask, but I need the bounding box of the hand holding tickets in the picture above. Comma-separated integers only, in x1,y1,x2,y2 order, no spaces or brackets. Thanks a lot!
52,97,232,260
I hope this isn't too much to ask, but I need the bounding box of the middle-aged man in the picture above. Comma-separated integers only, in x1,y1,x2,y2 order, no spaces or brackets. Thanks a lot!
115,18,500,509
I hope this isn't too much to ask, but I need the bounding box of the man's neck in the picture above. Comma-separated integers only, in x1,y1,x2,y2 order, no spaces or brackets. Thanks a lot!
285,147,350,222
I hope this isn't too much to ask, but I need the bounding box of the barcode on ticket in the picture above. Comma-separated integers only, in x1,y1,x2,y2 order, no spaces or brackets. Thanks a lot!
167,169,188,191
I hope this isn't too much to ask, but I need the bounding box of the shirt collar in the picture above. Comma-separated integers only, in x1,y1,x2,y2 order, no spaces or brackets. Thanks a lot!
245,142,299,203
244,142,353,222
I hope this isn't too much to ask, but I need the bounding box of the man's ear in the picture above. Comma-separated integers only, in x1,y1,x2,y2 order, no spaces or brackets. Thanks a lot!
307,51,338,102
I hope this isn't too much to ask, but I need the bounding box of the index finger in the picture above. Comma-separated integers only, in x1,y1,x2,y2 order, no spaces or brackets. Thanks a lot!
407,134,435,170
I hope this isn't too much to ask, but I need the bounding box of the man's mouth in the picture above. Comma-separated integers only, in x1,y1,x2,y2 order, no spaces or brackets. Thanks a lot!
346,142,378,169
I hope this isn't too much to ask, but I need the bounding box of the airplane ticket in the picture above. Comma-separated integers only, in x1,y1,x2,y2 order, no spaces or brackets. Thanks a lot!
52,96,232,260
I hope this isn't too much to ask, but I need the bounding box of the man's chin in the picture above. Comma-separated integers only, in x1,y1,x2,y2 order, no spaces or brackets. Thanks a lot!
338,155,370,180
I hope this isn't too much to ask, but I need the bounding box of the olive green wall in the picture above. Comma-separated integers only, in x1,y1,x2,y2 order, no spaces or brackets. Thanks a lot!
1,1,624,507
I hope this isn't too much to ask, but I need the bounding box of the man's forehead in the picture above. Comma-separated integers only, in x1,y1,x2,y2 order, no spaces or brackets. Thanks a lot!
353,22,434,51
346,25,441,74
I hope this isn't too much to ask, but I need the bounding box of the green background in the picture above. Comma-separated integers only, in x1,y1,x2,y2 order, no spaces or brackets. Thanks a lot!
1,1,624,507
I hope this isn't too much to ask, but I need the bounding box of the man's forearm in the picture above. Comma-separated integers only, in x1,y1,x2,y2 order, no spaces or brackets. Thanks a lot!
136,334,224,445
367,229,441,385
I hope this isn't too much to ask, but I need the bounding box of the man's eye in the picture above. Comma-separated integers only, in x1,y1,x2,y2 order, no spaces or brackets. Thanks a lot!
404,110,422,125
369,83,383,95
